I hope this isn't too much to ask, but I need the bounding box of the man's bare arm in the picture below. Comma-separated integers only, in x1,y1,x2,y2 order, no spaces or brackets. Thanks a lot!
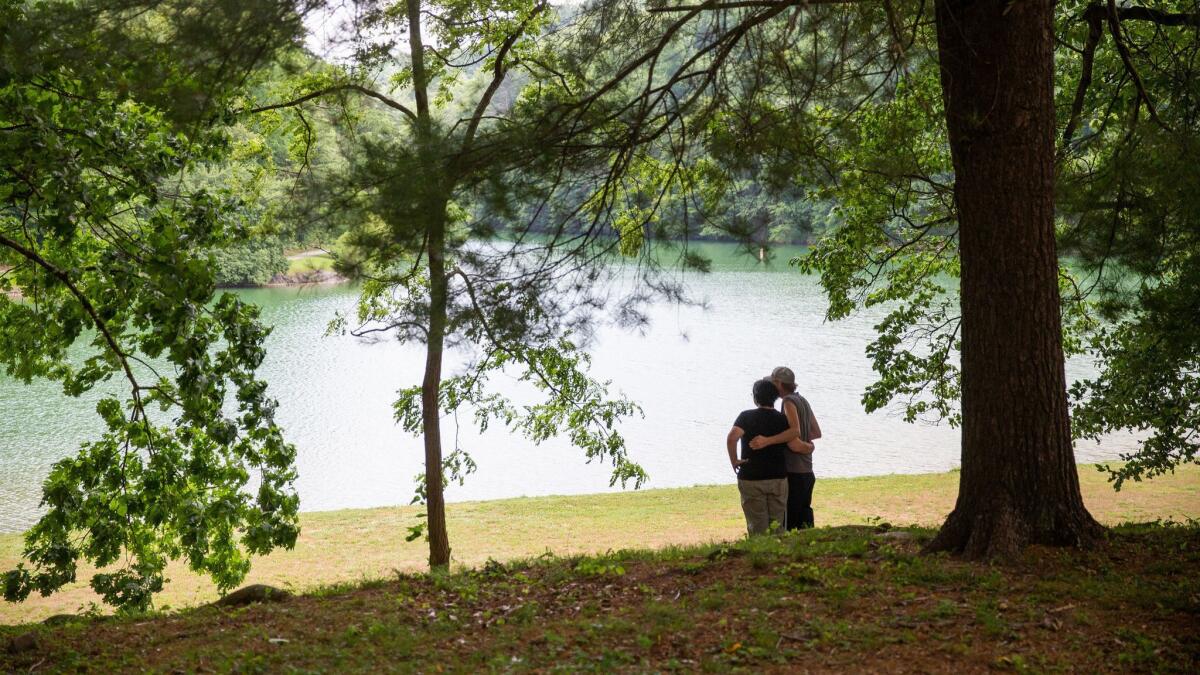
783,399,815,453
787,438,815,454
750,425,800,448
749,399,802,449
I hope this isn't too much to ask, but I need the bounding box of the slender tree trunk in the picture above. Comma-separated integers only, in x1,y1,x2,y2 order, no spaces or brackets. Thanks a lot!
407,0,452,569
926,0,1102,557
421,205,451,569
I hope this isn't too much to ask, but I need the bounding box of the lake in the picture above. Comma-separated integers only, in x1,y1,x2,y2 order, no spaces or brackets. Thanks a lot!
0,243,1135,532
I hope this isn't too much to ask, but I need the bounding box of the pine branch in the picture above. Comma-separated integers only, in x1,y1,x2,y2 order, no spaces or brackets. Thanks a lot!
245,84,418,123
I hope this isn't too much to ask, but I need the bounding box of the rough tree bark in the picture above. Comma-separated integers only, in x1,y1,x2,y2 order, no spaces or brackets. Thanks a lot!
926,0,1103,557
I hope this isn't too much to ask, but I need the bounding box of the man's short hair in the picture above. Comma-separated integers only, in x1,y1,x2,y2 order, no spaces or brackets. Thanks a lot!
753,379,779,407
780,381,797,394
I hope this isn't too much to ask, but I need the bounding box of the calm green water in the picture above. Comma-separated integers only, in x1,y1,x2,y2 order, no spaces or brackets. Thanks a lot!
0,243,1134,532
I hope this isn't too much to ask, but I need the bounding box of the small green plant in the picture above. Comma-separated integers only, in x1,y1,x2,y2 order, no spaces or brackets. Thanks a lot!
574,558,626,577
1115,628,1160,667
782,561,823,586
974,601,1008,637
698,588,729,611
706,545,738,562
432,573,480,602
481,558,508,578
931,599,959,619
994,654,1032,673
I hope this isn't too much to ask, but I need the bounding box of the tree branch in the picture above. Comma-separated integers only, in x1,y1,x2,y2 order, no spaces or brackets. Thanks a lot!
1060,3,1195,151
448,267,631,458
1104,0,1163,127
461,1,549,154
245,84,417,123
0,232,146,418
1082,3,1200,27
1060,11,1104,154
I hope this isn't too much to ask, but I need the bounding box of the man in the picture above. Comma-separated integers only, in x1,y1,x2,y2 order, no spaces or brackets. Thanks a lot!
750,366,820,529
727,379,791,535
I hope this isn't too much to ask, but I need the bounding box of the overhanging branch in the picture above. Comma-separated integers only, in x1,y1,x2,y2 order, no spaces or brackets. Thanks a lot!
245,84,418,123
1061,11,1104,151
461,1,549,153
1082,3,1200,26
1101,0,1165,128
0,232,146,418
1061,3,1196,149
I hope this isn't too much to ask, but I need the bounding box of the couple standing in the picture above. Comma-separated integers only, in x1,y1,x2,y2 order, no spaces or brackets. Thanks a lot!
726,366,821,535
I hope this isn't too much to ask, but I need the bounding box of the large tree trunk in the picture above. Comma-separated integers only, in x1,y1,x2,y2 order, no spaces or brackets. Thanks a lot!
926,0,1102,557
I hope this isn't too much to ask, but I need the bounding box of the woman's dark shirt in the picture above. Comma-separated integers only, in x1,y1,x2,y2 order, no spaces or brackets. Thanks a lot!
733,407,789,480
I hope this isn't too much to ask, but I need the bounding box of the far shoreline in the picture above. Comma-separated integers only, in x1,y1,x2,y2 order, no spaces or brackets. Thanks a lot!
217,269,350,289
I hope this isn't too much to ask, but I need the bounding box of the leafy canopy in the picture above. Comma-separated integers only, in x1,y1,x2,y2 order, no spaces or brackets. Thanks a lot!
1,0,312,611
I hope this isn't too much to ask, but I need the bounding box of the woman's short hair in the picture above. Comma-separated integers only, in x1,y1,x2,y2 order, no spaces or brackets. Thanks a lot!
752,379,779,407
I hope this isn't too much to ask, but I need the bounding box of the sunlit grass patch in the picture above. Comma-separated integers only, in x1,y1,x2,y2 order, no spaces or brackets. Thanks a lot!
285,254,335,275
1,464,1196,625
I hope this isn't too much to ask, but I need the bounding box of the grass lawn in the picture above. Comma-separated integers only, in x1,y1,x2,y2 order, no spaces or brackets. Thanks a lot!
1,464,1196,627
285,254,335,276
2,523,1197,672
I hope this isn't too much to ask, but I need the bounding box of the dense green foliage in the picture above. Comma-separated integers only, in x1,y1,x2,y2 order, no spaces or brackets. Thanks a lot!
0,0,310,611
198,55,373,284
210,238,289,286
1055,1,1200,487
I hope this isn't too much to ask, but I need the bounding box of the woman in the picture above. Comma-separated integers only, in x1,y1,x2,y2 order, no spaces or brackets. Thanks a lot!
726,379,791,535
749,366,821,529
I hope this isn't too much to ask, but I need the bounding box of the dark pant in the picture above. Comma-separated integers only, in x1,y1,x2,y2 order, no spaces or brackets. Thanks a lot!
786,472,815,530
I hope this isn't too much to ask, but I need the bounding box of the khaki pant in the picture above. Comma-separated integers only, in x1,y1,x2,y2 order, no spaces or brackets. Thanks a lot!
738,478,788,535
